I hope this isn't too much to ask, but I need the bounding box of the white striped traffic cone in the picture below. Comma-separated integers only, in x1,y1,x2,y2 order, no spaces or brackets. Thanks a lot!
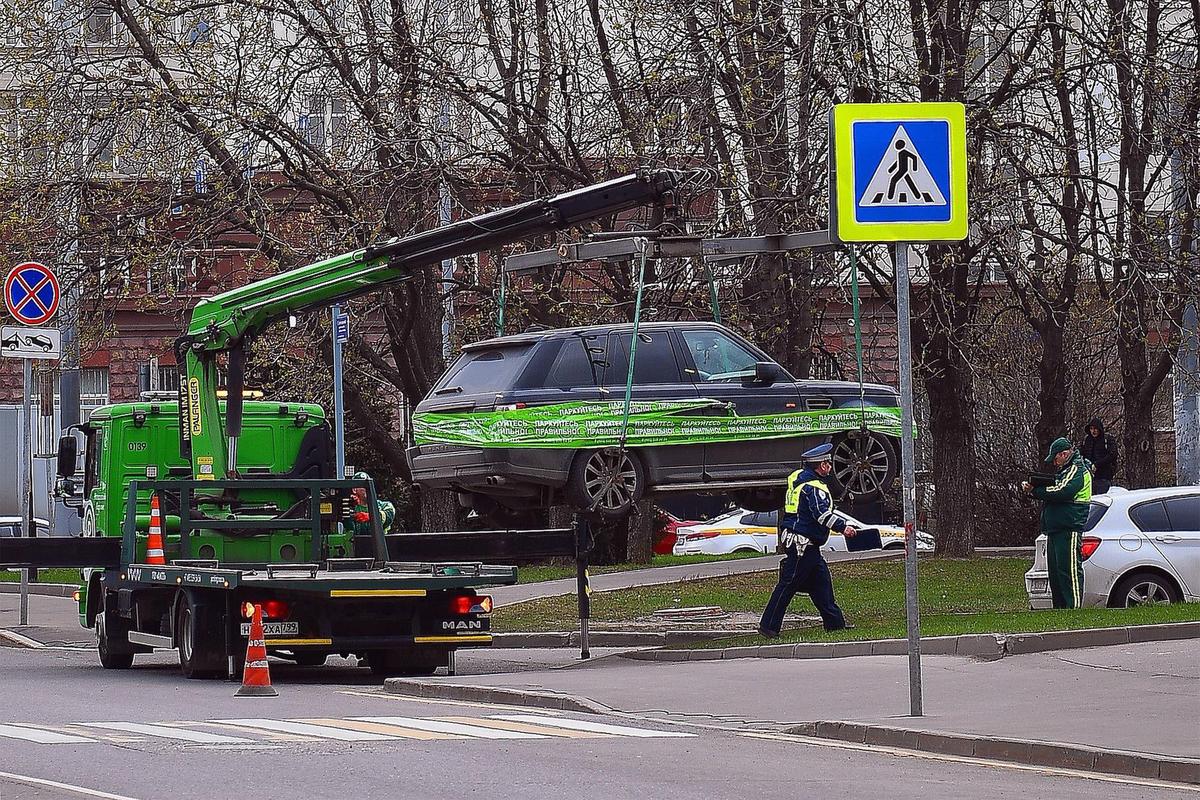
146,493,166,566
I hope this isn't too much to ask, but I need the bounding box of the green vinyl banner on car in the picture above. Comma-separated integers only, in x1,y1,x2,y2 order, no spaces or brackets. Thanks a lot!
412,399,902,449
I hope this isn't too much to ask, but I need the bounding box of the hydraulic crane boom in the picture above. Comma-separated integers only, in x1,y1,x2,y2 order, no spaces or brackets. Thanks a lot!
175,169,689,480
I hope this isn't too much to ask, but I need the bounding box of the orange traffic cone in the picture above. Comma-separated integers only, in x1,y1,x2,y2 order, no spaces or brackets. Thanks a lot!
146,494,166,565
236,603,277,697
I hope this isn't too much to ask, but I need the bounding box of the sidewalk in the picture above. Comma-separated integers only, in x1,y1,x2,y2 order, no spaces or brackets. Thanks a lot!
393,638,1200,780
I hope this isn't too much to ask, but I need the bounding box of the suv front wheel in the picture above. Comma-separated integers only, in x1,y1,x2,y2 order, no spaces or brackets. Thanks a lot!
831,431,899,501
566,448,645,519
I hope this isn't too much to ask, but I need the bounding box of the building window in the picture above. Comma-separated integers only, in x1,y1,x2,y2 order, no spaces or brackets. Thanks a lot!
81,367,110,420
85,8,114,44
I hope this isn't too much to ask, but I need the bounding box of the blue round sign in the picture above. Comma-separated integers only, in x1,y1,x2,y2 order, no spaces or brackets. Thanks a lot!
5,262,59,325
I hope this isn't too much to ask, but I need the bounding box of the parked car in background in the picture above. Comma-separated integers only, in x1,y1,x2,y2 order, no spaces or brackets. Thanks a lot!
409,321,902,523
653,509,701,555
672,508,935,556
672,509,779,556
0,517,51,538
1025,486,1200,609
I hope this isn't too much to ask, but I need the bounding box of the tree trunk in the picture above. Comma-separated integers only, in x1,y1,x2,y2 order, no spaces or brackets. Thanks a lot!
418,488,461,533
925,365,977,556
625,500,655,564
1034,324,1068,453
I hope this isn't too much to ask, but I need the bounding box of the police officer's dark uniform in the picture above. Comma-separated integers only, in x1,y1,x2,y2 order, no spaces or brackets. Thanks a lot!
758,443,853,637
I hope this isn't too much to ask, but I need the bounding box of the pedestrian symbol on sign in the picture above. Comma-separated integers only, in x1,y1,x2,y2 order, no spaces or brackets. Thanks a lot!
860,125,946,207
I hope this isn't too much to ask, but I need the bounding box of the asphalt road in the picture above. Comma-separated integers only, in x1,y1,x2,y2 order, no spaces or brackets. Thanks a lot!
0,646,1194,800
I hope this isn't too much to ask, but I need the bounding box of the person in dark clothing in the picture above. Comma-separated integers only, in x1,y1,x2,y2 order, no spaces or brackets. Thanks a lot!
1079,418,1118,494
758,443,856,637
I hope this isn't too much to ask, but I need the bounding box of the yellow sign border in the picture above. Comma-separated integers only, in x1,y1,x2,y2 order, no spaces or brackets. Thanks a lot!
833,102,968,243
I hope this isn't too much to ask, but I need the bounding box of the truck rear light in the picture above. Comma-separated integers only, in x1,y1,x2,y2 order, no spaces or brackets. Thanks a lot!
451,595,493,614
1080,537,1101,561
261,600,291,619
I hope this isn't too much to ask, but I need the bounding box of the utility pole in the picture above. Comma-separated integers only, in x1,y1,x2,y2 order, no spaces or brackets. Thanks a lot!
332,305,348,478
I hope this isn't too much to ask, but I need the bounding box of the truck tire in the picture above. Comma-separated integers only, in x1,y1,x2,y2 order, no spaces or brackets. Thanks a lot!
365,649,443,677
96,608,135,670
177,593,225,679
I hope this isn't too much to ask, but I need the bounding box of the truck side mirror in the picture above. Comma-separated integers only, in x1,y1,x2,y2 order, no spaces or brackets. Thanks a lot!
56,434,78,478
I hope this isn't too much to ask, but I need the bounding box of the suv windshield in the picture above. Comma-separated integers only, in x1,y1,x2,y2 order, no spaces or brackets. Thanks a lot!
434,344,534,395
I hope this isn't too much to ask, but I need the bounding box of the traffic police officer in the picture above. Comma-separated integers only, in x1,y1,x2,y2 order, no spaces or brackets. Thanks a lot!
758,443,856,637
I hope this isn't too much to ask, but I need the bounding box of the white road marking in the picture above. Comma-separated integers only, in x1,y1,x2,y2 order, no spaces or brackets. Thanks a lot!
79,722,253,744
0,723,96,744
0,770,139,800
217,718,399,741
488,714,697,738
335,689,560,714
739,731,1200,793
353,716,545,739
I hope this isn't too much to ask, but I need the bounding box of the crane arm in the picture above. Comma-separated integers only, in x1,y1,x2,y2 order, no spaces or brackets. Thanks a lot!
175,169,689,479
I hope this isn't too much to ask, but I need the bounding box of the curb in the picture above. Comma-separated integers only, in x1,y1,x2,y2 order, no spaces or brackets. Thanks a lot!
621,621,1200,662
0,629,45,648
0,582,78,598
493,630,744,648
384,678,613,715
787,721,1200,785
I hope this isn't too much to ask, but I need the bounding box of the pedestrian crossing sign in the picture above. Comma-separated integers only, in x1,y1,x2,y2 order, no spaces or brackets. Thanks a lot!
832,102,968,243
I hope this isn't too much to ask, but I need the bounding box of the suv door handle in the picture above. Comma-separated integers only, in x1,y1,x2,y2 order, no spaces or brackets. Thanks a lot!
1154,535,1182,543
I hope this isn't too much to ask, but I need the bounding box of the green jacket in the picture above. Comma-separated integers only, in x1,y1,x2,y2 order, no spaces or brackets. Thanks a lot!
1032,453,1092,532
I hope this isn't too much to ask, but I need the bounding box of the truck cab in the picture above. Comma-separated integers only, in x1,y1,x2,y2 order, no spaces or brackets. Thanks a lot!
59,398,336,563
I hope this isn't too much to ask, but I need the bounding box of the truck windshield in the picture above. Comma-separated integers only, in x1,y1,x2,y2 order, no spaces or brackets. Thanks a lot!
434,344,534,395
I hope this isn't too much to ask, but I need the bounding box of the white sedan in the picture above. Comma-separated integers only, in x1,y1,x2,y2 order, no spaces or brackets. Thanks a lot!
672,509,935,556
1025,486,1200,609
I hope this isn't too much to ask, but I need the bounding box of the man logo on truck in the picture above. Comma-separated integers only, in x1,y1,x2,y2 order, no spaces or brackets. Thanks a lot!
442,620,483,631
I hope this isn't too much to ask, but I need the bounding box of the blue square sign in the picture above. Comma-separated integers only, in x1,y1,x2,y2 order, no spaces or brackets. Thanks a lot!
832,102,968,242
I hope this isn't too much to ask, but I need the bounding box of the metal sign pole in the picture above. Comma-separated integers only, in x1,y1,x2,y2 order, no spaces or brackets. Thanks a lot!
19,357,32,625
894,243,923,717
332,304,346,479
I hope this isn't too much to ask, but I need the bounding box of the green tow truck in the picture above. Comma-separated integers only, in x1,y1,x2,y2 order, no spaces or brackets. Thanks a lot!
0,170,687,678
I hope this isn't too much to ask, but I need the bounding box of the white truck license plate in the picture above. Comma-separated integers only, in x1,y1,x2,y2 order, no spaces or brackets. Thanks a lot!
239,621,300,636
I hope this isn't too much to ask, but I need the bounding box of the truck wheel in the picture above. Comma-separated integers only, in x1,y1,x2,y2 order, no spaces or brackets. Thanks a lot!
365,649,442,677
96,610,134,670
566,449,645,519
177,594,224,679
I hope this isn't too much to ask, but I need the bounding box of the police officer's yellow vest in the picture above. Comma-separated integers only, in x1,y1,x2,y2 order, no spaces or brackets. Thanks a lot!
785,469,830,513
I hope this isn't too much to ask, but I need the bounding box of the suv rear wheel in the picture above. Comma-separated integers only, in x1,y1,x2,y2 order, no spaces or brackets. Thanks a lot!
566,448,645,519
831,432,899,500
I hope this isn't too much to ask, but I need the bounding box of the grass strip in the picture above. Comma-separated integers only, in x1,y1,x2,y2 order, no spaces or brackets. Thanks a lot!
494,556,1200,641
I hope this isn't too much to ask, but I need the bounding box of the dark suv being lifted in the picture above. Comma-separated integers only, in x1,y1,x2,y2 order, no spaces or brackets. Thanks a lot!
407,322,901,520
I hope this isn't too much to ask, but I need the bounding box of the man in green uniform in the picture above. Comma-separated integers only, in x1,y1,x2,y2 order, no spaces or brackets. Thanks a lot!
1023,437,1092,608
350,471,396,536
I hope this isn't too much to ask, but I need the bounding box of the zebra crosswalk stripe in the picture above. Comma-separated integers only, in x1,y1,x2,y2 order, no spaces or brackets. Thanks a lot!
352,716,545,740
79,722,253,744
217,719,397,741
0,724,95,744
295,718,466,740
435,716,607,739
489,714,697,738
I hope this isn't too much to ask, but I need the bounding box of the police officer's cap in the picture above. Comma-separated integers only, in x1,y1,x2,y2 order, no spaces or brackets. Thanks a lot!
801,443,835,463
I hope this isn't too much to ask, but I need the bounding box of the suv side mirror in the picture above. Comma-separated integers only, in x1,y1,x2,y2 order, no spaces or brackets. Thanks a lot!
747,361,782,387
56,434,78,478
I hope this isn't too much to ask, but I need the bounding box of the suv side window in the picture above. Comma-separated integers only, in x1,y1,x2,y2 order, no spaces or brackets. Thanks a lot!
1163,495,1200,532
546,337,604,389
1129,500,1170,532
680,329,760,382
603,331,682,385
